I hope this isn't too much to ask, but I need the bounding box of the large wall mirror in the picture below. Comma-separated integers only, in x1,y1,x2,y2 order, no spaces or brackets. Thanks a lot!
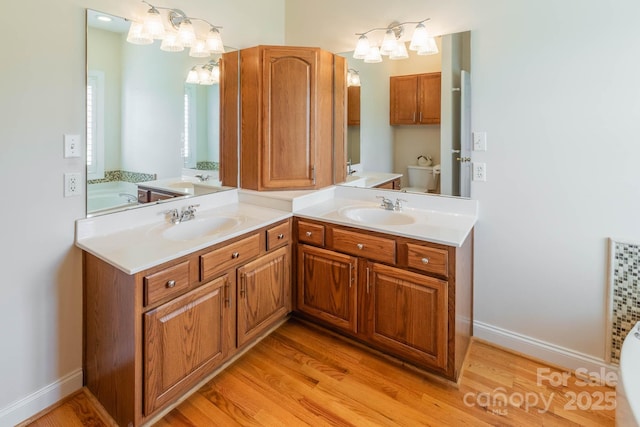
340,31,471,198
86,9,233,216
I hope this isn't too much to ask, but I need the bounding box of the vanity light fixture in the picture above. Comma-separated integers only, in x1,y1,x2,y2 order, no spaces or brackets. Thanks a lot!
347,68,361,87
353,19,438,62
186,60,220,85
127,0,225,57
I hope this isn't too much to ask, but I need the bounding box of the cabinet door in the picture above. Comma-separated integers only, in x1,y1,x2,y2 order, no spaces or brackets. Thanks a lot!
237,246,290,347
418,73,441,124
262,48,317,189
364,262,448,371
390,75,418,125
297,244,358,334
144,275,229,415
347,86,360,125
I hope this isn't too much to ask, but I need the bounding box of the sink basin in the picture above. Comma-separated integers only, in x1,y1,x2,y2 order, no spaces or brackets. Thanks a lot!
339,206,415,226
161,216,242,241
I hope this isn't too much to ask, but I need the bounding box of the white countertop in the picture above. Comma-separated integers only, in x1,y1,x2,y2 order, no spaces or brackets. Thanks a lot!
76,185,478,274
340,171,403,188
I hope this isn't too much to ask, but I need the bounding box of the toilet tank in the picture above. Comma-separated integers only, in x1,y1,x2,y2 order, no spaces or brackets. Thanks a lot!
407,165,437,191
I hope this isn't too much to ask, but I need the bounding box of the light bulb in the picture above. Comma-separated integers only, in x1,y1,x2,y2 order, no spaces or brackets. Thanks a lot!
186,67,199,84
160,31,184,52
380,29,398,56
409,22,429,51
142,7,164,39
353,35,370,59
126,21,153,45
364,46,382,63
206,28,225,54
178,19,196,47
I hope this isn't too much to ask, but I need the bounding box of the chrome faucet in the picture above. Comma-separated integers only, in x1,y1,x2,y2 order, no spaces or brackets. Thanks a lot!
195,174,211,182
347,159,357,175
164,204,199,224
377,196,407,211
377,196,395,210
118,193,138,203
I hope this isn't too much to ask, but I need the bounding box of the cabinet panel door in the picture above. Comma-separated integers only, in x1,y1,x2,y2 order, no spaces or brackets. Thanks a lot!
418,73,441,124
237,246,290,347
365,262,448,371
297,244,357,334
262,48,317,188
390,75,418,125
144,276,228,415
347,86,360,125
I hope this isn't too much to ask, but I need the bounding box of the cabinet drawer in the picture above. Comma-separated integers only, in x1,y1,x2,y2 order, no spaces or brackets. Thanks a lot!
144,260,191,306
266,221,290,251
406,243,448,277
297,221,325,246
201,234,260,281
332,228,396,264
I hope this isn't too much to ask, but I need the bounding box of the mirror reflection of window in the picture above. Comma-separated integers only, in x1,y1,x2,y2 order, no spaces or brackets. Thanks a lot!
183,85,196,168
87,70,105,180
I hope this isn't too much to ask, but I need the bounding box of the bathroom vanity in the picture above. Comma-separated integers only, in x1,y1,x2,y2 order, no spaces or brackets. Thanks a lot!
77,186,476,426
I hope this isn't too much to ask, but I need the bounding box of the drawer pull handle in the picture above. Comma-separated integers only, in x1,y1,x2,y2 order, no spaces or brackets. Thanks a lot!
306,231,313,237
232,252,240,259
357,243,364,250
277,233,285,239
421,257,430,264
166,280,176,288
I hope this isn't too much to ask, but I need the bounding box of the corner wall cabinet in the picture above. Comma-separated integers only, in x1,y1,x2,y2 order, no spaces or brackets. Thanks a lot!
293,217,472,380
347,86,360,126
84,219,291,427
221,46,347,190
390,72,441,125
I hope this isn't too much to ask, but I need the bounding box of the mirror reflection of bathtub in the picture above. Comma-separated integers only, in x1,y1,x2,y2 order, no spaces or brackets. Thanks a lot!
87,181,140,214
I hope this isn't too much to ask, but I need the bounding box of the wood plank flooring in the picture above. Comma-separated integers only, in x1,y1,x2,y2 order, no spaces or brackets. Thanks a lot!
24,319,616,426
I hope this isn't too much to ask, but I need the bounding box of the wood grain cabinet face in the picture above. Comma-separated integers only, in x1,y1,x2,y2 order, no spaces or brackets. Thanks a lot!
347,86,360,125
364,262,448,371
237,246,291,347
297,244,358,334
390,72,441,125
143,275,228,415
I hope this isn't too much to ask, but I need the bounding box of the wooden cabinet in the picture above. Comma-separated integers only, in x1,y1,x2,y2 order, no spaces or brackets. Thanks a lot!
83,219,292,427
390,72,441,125
347,86,360,125
237,246,290,347
137,185,186,203
221,45,346,191
374,177,401,190
297,244,358,334
293,217,472,381
144,275,229,415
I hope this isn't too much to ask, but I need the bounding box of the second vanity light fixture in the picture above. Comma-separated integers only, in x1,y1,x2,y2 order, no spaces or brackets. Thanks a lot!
186,60,220,85
126,0,225,57
347,69,361,87
353,19,438,63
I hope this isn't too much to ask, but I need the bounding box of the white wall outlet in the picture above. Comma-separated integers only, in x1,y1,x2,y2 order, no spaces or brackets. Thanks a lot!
64,172,82,197
64,134,81,158
472,162,487,182
473,131,487,151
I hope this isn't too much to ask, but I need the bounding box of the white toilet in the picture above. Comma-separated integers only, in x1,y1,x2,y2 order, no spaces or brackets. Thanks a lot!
403,165,440,193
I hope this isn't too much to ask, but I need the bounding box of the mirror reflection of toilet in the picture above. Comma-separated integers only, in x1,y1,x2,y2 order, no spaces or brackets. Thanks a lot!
403,165,441,193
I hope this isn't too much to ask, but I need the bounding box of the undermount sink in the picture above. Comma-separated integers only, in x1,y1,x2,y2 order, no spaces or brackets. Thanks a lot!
161,216,243,241
338,206,415,226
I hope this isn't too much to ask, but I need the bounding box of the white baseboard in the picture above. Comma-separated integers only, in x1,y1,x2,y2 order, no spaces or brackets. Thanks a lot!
0,369,83,426
474,321,617,377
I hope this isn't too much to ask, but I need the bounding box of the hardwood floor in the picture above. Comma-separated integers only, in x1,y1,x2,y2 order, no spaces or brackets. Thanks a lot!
24,319,615,426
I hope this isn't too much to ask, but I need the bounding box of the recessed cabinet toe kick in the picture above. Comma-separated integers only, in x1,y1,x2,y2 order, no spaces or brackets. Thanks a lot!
83,219,292,427
293,217,473,381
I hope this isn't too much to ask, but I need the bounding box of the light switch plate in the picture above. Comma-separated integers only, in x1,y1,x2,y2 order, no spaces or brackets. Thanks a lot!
64,134,81,158
473,132,487,151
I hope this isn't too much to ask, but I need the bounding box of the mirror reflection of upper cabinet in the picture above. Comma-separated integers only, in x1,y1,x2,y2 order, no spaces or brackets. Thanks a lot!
390,72,441,125
222,45,346,191
347,86,360,126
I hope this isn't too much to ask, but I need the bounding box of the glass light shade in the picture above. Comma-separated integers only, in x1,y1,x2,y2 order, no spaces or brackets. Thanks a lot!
347,71,360,87
198,67,211,82
409,22,429,51
206,28,225,54
417,37,439,55
353,35,370,59
160,31,184,52
210,64,220,84
178,20,196,47
126,21,153,45
189,39,210,58
389,41,409,60
380,29,398,56
186,68,199,84
364,46,382,63
142,8,164,39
